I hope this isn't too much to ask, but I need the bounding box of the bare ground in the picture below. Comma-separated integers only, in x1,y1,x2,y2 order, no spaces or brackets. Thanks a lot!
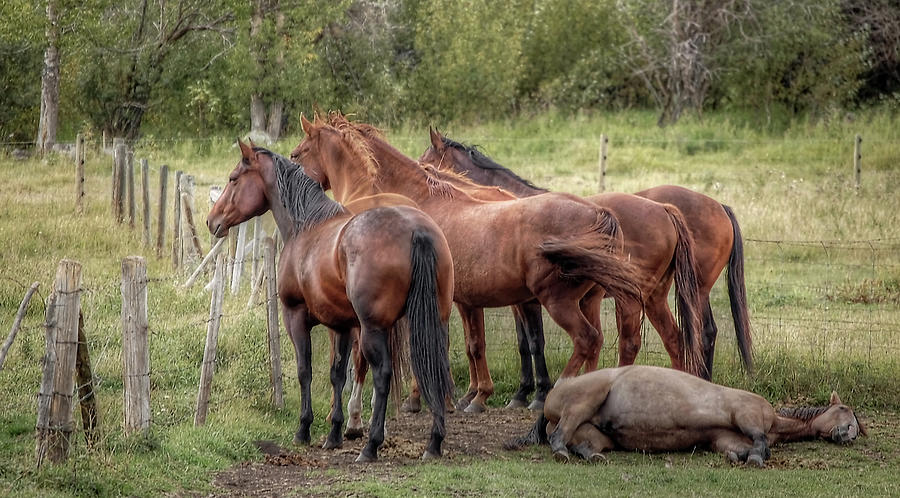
210,407,538,497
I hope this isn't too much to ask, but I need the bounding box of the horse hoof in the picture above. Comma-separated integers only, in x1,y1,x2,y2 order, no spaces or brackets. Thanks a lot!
464,401,486,414
527,399,544,411
588,453,606,464
746,454,765,468
344,427,365,440
421,450,441,460
355,452,377,463
506,398,528,409
553,451,570,463
292,434,310,446
455,398,471,411
401,399,422,413
725,451,740,464
322,438,342,450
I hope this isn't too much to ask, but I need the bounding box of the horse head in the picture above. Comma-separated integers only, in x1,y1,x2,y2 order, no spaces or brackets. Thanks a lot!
418,128,451,168
207,139,272,238
812,392,867,444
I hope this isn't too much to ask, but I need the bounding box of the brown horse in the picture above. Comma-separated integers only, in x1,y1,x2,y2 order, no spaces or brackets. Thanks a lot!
206,141,454,461
291,113,657,413
420,130,705,408
419,131,751,381
507,365,865,467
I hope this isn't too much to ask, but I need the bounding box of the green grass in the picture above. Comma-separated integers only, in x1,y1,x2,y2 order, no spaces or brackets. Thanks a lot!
1,108,898,496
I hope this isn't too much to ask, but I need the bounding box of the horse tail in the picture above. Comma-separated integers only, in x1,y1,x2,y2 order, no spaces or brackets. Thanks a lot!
662,204,706,378
723,204,753,373
405,229,453,436
503,412,550,450
538,209,642,304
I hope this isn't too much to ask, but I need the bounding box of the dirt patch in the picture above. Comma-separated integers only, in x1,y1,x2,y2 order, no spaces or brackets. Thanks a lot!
211,407,537,497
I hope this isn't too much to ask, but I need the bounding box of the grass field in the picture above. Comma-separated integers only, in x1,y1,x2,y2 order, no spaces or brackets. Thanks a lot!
1,109,898,496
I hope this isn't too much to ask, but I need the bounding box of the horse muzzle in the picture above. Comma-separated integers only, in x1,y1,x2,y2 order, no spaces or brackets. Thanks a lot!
830,425,858,444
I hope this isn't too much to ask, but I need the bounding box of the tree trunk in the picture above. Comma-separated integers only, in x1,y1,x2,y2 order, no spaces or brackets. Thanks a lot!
250,94,267,133
36,0,60,155
266,101,283,140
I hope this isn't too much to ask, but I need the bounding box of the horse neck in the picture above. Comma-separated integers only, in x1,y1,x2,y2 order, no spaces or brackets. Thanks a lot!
464,163,546,198
268,157,344,240
768,413,820,444
363,138,438,205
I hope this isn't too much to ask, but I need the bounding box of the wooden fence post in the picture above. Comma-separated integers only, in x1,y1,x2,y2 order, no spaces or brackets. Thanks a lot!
264,237,284,409
180,175,202,261
121,256,151,435
251,217,262,285
208,186,222,247
112,140,125,221
172,171,183,269
854,134,862,190
183,238,226,289
599,134,608,192
231,222,247,295
141,159,151,247
156,165,169,257
0,282,40,371
75,312,98,447
127,149,135,228
35,260,82,467
195,252,226,426
75,133,85,215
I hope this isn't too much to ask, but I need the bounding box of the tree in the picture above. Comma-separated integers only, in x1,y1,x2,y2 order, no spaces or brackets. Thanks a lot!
35,0,60,154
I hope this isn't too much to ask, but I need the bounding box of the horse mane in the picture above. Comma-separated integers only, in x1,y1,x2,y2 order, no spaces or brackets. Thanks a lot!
439,135,547,193
777,405,830,422
260,147,345,235
323,113,481,201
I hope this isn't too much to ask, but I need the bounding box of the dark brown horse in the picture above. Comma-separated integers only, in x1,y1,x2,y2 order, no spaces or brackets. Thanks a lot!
507,365,865,467
206,141,454,461
420,130,705,408
291,114,659,413
420,131,751,383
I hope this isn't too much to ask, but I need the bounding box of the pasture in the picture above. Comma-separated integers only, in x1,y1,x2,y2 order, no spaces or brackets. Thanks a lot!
1,110,898,496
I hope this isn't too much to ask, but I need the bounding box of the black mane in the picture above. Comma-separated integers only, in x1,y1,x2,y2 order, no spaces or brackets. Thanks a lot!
778,405,830,421
439,136,547,193
258,147,345,236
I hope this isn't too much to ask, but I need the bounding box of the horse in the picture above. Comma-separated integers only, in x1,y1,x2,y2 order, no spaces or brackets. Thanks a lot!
290,113,662,414
420,130,705,409
506,365,865,467
206,140,454,462
419,130,751,382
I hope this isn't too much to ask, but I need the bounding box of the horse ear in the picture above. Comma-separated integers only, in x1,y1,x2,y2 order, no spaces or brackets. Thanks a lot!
830,391,842,405
237,138,253,160
301,114,316,137
429,127,444,150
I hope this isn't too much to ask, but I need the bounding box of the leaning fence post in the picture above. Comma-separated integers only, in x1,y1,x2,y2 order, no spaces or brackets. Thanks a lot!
195,252,226,426
599,133,608,192
264,237,284,409
75,133,85,215
854,134,862,190
35,260,82,467
181,175,202,261
121,256,151,435
0,282,40,372
156,165,169,257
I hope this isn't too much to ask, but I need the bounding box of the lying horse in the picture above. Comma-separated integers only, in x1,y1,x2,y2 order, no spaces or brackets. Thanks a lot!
507,365,865,467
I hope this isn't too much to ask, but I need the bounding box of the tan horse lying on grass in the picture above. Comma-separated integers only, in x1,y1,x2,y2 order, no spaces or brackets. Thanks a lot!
506,365,865,467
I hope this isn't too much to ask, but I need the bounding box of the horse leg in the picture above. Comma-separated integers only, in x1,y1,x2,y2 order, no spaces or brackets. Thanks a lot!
345,327,368,439
357,327,392,463
643,285,688,372
457,304,494,413
538,289,600,378
701,297,719,378
507,304,535,409
324,328,353,449
579,286,608,372
283,305,314,446
710,430,754,465
523,300,552,411
569,423,614,463
615,296,644,366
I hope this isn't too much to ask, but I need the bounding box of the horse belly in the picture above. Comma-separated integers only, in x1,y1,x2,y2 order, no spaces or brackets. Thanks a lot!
607,426,711,452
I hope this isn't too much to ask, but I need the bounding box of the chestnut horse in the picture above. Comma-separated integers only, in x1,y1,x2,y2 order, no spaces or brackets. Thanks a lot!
507,365,865,467
420,130,705,408
206,141,454,462
291,114,659,413
420,131,751,381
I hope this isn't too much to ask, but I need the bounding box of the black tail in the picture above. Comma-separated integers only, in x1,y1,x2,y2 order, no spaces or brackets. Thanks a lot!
722,205,753,373
504,412,549,450
663,204,706,378
405,230,453,441
539,210,643,303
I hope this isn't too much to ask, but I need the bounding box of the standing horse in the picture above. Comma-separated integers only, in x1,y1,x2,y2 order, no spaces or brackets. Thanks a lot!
420,130,705,408
507,365,865,467
420,130,751,381
206,141,454,462
291,113,660,413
